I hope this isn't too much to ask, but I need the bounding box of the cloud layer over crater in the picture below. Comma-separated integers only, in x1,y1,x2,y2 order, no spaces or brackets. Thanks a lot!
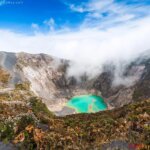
0,0,150,82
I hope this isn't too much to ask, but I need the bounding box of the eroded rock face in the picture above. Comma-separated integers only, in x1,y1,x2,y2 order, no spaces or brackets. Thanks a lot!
108,58,150,107
16,53,72,113
0,52,23,86
0,51,150,115
133,58,150,101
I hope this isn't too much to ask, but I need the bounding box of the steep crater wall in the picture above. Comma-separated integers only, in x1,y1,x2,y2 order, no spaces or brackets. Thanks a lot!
0,52,149,116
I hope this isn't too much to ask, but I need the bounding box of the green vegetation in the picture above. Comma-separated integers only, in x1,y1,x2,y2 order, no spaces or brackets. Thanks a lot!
0,68,10,85
30,97,54,123
15,82,30,90
0,86,150,149
0,93,10,101
17,115,36,133
0,122,14,143
0,79,149,149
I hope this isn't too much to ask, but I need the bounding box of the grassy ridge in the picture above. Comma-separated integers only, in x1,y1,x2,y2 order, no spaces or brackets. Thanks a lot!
0,87,149,149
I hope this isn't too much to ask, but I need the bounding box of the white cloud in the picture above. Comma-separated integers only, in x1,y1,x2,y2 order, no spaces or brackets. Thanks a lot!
44,18,55,31
69,0,150,28
31,23,39,30
0,17,150,77
69,4,85,13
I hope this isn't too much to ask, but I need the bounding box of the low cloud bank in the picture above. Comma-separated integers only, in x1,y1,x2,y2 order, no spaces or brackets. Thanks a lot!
0,17,150,86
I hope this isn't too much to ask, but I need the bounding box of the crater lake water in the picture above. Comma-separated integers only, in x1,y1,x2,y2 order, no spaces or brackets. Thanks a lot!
66,95,107,113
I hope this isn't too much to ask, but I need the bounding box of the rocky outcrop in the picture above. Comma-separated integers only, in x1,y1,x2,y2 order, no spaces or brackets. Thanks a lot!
133,58,150,101
92,57,149,108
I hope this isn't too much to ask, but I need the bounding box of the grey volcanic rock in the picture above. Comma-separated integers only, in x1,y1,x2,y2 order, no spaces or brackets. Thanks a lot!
133,58,150,101
101,141,129,150
0,52,16,70
55,106,76,116
0,142,17,150
93,71,115,98
107,87,135,107
0,52,23,86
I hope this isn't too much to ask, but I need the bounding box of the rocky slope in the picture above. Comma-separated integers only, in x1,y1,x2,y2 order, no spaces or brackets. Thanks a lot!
0,52,102,115
0,51,150,115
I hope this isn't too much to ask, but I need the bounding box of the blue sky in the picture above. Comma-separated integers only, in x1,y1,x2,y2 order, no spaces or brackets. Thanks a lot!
0,0,150,32
0,0,88,32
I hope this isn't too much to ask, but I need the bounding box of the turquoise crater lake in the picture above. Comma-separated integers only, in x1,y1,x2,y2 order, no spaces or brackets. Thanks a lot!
66,95,107,113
